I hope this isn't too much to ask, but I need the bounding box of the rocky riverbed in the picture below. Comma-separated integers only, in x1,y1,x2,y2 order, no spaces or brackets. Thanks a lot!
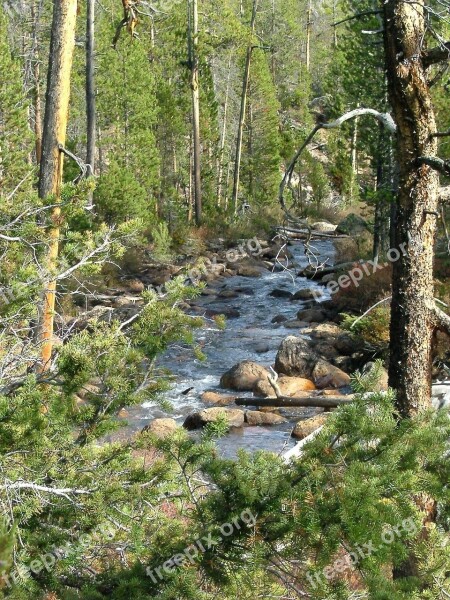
122,238,369,457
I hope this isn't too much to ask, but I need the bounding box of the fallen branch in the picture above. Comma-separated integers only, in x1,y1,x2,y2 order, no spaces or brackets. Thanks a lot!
235,396,354,408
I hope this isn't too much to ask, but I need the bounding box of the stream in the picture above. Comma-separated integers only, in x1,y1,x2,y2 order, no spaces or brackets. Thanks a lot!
127,240,336,458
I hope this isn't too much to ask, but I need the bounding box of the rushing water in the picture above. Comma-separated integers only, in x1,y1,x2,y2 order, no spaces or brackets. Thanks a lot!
129,240,336,458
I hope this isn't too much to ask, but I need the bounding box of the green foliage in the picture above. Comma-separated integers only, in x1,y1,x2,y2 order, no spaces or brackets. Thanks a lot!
341,306,391,353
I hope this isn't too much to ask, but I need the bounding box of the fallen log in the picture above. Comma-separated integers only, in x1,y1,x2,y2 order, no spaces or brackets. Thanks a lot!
235,395,354,408
275,226,348,240
300,261,356,279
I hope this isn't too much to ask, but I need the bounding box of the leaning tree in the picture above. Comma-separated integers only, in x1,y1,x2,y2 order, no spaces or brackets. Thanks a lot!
280,0,450,418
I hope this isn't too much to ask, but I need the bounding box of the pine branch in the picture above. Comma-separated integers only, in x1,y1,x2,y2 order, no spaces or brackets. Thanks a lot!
423,41,450,68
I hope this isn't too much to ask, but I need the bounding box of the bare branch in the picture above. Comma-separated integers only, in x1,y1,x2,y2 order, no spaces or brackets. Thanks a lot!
333,9,382,27
423,41,450,68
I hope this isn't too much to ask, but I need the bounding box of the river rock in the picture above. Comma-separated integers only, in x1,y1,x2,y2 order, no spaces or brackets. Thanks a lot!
272,315,288,323
292,413,329,439
284,320,309,329
312,221,337,233
218,289,239,299
237,265,263,278
143,418,179,439
275,336,318,378
201,391,237,406
313,359,351,389
270,288,293,298
220,360,270,391
296,308,327,323
292,289,323,301
245,411,287,426
183,407,245,430
253,376,316,398
254,342,270,354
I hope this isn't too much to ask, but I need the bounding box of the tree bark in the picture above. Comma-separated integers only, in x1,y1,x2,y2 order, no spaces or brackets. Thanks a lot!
232,0,258,215
31,0,42,164
37,0,77,372
383,0,441,417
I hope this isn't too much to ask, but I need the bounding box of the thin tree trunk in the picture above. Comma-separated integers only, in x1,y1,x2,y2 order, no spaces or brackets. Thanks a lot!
86,0,96,179
383,0,440,416
232,0,258,215
217,52,233,207
188,0,202,225
37,0,78,372
306,0,312,71
31,0,42,164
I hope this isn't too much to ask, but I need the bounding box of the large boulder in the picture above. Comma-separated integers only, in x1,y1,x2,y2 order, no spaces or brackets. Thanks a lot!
184,407,245,430
313,359,351,389
245,411,287,426
143,418,179,439
292,413,330,440
336,213,369,236
220,361,270,391
311,221,337,233
275,337,318,378
253,376,316,398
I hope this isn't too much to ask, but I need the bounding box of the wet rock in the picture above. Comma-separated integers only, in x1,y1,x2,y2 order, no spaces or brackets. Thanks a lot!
254,376,316,398
272,315,288,324
313,359,351,389
292,289,322,301
220,360,270,391
245,411,287,426
292,413,329,439
218,289,239,299
183,407,245,430
275,336,318,378
237,265,263,278
201,391,236,406
284,320,309,329
254,342,270,354
143,418,179,439
261,244,294,261
269,288,293,299
296,308,327,323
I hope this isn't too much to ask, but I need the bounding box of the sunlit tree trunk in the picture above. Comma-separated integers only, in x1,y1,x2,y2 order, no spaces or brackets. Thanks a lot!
86,0,96,179
232,0,258,215
188,0,202,225
37,0,77,372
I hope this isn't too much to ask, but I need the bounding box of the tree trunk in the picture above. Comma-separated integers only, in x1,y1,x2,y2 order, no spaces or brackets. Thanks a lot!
188,0,202,225
217,52,233,207
232,0,258,215
86,0,96,179
383,0,440,416
306,0,312,71
37,0,77,372
31,0,42,164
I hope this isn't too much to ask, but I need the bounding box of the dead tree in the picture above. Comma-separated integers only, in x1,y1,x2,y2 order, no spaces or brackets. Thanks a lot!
37,0,78,372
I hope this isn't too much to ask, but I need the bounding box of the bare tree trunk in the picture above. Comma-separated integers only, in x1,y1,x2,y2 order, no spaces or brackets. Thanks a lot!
232,0,258,215
217,52,233,207
383,0,440,416
188,0,202,225
86,0,96,179
37,0,77,372
306,0,312,71
31,0,42,164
